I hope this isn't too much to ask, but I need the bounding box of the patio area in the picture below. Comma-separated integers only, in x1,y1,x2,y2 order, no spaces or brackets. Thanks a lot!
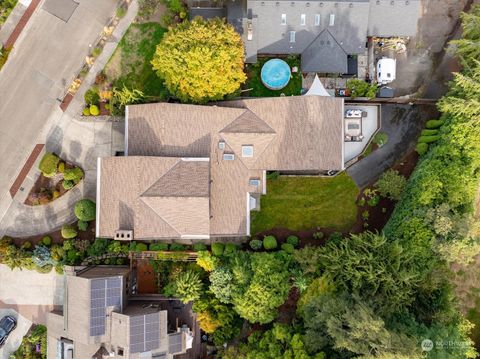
344,104,380,164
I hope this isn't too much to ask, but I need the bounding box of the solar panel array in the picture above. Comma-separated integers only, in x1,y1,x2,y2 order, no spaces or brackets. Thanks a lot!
90,277,122,337
168,332,183,354
130,313,161,353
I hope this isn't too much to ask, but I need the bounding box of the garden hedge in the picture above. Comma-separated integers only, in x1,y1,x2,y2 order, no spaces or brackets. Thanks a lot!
77,220,88,231
170,243,186,251
61,225,78,239
425,119,444,129
211,242,224,256
149,243,169,251
421,129,439,136
74,199,96,221
42,236,52,246
263,235,278,250
64,167,84,184
83,107,91,116
62,180,74,190
90,105,100,116
416,143,429,155
281,243,295,253
192,243,207,252
418,135,440,144
287,235,299,247
38,153,59,177
224,243,237,255
250,239,262,250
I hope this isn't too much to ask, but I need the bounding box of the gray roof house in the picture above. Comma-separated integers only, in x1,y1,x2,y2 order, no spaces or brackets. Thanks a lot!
232,0,421,73
47,266,190,359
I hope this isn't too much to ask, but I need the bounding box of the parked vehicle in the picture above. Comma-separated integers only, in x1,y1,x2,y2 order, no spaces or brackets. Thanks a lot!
0,316,17,347
377,58,396,85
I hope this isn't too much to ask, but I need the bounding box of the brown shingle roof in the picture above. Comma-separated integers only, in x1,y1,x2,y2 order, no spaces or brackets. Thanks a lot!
100,96,344,239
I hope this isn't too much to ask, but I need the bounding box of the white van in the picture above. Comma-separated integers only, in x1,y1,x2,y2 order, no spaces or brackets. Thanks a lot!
377,58,396,85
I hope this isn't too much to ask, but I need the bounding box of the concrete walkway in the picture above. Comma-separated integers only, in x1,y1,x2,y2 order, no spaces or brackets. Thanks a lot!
347,104,428,188
0,0,135,237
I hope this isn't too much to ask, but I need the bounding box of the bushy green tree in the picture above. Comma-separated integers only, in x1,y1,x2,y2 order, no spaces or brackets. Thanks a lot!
38,153,59,177
64,167,84,184
196,250,219,272
174,270,203,303
346,79,378,98
209,267,235,303
375,169,407,201
61,224,78,239
74,199,96,221
151,18,246,103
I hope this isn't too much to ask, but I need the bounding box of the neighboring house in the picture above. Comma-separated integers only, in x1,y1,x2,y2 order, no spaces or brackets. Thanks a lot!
96,96,345,241
228,0,421,73
47,266,190,359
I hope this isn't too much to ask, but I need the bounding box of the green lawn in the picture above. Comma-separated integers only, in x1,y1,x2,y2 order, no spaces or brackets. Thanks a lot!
104,22,169,99
244,55,303,97
250,173,359,234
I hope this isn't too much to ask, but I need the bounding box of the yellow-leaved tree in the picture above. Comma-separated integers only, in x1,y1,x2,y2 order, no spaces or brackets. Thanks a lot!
151,18,246,103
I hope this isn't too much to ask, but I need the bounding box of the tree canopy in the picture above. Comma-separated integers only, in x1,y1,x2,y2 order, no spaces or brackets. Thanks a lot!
151,18,246,103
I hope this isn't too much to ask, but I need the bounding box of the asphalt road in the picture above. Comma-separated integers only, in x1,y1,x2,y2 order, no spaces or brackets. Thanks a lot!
0,0,117,227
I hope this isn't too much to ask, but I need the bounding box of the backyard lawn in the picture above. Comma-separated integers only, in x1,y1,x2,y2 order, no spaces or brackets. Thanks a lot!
104,22,169,99
250,173,359,234
244,55,303,97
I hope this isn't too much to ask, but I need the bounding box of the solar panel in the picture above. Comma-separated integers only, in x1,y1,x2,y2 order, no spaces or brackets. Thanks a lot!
129,313,161,353
168,332,184,354
89,277,122,337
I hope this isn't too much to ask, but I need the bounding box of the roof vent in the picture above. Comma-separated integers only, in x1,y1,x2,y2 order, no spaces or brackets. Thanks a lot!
390,0,394,4
405,0,409,3
376,0,380,4
276,1,280,5
334,2,338,7
349,2,353,7
223,153,235,161
291,2,295,6
306,2,310,6
319,2,323,6
261,1,265,5
114,230,133,241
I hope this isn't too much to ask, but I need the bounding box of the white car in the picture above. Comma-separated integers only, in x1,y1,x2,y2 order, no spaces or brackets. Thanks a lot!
377,58,396,85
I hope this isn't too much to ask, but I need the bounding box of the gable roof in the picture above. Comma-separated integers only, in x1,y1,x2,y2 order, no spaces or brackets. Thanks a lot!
301,29,348,73
221,110,275,134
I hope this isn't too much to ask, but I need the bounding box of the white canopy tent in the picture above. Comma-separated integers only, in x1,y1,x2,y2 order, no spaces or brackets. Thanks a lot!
304,74,331,97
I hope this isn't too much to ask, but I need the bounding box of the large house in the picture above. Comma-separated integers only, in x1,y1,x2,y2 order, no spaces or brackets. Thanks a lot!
47,266,190,359
96,96,345,241
222,0,421,74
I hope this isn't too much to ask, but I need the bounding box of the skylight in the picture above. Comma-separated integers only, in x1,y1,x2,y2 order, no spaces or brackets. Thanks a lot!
242,145,254,157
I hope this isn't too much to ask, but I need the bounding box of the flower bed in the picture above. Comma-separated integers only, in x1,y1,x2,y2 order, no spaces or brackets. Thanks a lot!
24,153,84,205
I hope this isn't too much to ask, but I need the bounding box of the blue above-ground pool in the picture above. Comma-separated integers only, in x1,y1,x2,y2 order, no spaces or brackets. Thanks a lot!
261,59,291,90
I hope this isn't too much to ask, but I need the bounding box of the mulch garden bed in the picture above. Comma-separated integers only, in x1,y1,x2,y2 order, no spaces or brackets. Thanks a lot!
24,161,81,206
253,150,420,246
277,287,300,324
10,220,96,248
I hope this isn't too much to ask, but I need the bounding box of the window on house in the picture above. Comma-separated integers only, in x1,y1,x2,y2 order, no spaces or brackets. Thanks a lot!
289,31,296,43
314,14,320,26
223,153,235,160
242,145,254,157
329,13,335,26
249,178,261,186
300,14,306,25
281,14,286,25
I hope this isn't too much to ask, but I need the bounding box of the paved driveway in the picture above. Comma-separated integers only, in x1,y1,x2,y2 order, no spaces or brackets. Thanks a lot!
0,0,117,226
0,309,32,358
347,104,434,188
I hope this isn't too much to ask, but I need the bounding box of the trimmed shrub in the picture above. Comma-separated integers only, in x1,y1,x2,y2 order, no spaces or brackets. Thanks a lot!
425,119,444,129
149,243,169,251
39,153,60,177
421,129,439,136
74,199,96,221
89,105,100,116
52,190,60,199
136,243,148,252
21,241,32,250
82,107,91,116
211,242,225,256
263,235,278,250
286,235,299,247
367,195,380,207
249,239,262,250
418,135,440,144
372,132,389,147
84,87,100,105
192,243,207,252
42,236,52,246
77,220,88,231
170,243,186,251
416,142,429,155
57,162,65,173
375,169,407,201
61,225,78,239
281,243,295,253
313,231,324,240
62,180,74,190
224,243,237,255
64,167,84,184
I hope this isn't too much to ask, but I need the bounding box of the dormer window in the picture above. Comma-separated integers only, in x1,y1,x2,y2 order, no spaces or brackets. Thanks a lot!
242,145,254,157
